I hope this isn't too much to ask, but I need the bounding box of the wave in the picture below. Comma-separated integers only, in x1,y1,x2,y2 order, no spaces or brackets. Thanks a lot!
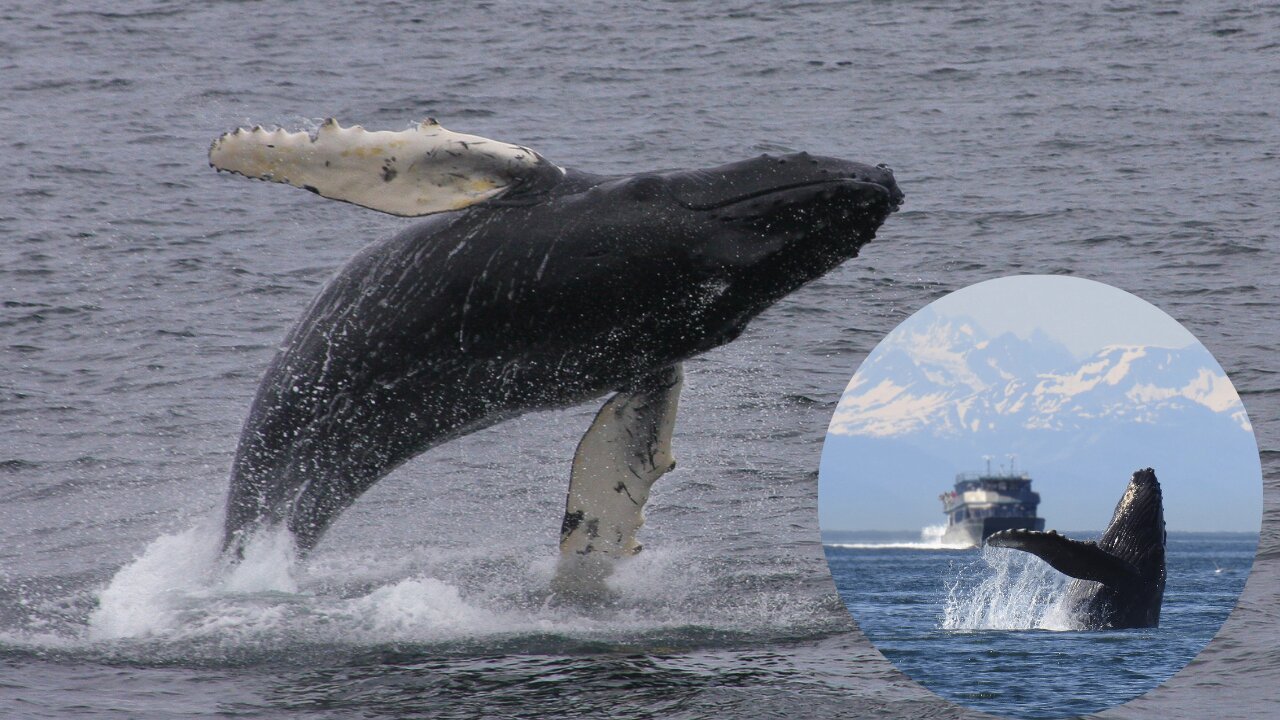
825,524,973,550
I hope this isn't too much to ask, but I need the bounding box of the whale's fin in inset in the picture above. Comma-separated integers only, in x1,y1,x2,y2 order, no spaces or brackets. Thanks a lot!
986,529,1142,589
209,118,558,217
552,364,683,598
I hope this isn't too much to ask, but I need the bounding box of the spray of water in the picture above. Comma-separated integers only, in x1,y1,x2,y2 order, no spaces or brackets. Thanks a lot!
78,513,835,651
918,524,947,544
87,519,300,640
83,519,587,643
941,546,1078,631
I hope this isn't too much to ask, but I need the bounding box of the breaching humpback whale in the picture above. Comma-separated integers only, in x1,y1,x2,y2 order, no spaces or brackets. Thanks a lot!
987,468,1166,629
209,119,903,586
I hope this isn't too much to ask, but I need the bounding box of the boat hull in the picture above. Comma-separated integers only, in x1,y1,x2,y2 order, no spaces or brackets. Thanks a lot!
942,517,1045,548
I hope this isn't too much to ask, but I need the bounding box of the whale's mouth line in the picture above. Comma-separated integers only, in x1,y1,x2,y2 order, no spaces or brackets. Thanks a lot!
676,178,901,212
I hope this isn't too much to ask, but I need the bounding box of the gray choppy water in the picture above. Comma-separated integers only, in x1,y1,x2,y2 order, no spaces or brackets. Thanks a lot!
1,1,1277,718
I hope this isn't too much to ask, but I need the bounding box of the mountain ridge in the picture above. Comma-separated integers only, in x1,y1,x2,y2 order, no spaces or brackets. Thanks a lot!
829,308,1250,440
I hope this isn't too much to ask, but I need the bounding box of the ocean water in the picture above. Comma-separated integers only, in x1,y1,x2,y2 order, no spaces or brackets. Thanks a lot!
1,1,1277,718
824,532,1257,719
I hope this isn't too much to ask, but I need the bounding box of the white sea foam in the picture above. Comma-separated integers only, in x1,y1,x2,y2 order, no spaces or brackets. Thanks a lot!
82,518,788,648
86,519,498,642
350,577,499,637
87,521,223,640
88,520,309,640
222,528,300,594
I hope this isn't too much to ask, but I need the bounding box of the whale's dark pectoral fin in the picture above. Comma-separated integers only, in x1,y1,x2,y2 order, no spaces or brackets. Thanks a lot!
986,529,1143,589
553,363,683,593
209,118,557,217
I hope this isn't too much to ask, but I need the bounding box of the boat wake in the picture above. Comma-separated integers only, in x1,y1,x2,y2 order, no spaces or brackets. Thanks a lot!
825,524,973,550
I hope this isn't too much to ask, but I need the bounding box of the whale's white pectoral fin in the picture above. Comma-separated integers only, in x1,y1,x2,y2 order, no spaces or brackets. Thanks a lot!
553,364,683,594
208,118,552,216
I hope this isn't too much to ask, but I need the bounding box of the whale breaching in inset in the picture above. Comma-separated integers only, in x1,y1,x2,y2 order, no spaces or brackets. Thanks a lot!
209,119,903,592
986,467,1166,629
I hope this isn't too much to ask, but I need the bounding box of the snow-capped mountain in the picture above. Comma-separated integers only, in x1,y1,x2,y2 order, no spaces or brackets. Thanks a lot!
819,307,1260,533
829,308,1251,439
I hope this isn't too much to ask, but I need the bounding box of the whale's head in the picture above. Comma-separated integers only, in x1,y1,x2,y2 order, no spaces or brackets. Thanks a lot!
1098,468,1166,624
539,153,904,352
589,153,902,260
1100,468,1166,570
689,154,902,346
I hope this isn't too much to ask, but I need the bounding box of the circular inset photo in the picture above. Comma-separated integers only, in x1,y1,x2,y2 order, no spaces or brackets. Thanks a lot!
818,275,1261,719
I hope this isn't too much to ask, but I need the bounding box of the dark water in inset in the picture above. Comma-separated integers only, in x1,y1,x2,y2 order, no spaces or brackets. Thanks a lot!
2,1,1278,718
825,532,1256,719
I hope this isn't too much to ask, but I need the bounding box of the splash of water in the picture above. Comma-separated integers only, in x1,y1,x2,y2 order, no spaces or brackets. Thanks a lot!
86,519,299,640
84,518,534,643
941,546,1076,631
919,524,947,544
77,515,835,651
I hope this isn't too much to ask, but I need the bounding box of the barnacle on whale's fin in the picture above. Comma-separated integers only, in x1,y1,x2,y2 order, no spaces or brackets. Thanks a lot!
208,118,557,217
